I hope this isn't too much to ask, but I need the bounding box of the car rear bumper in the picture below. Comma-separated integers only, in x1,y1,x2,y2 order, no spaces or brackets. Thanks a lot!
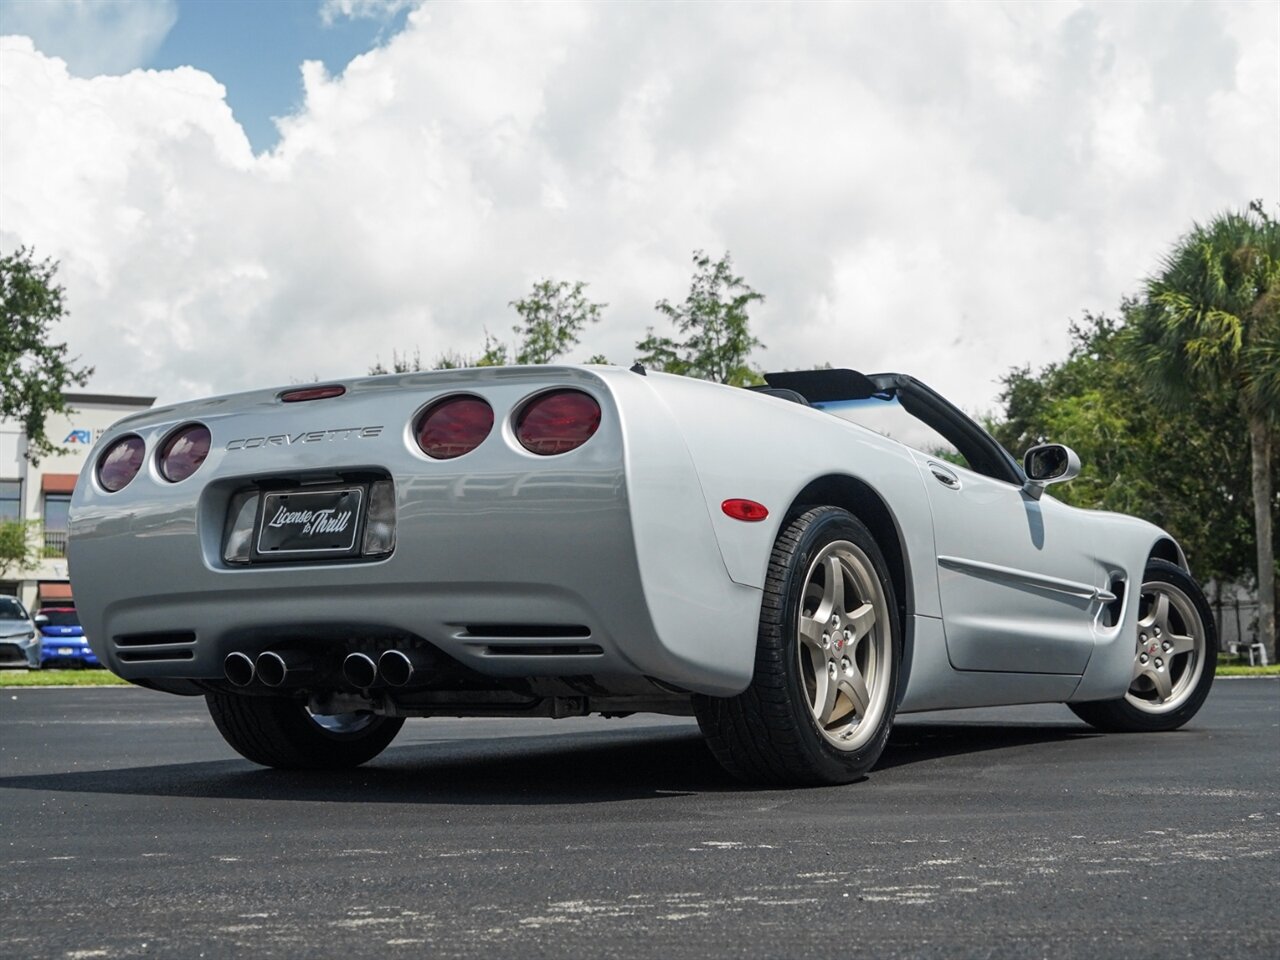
68,368,760,696
40,638,98,666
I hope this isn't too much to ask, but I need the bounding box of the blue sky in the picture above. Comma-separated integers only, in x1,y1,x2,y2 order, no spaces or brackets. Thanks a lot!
0,0,413,151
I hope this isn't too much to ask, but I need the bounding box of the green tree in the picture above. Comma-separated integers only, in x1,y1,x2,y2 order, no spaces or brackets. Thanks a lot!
432,333,510,370
990,309,1263,590
370,278,602,374
1128,202,1279,657
635,250,765,385
370,331,510,374
510,279,605,365
369,348,423,374
1,247,93,465
0,520,41,581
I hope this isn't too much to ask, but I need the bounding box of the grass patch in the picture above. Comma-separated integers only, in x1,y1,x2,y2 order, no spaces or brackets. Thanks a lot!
0,668,129,687
1217,663,1280,677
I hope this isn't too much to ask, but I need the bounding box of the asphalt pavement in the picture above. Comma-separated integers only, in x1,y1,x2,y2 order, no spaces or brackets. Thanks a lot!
1,679,1276,959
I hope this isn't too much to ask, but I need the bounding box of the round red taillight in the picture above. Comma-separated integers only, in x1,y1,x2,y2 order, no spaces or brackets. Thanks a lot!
158,424,211,483
97,435,146,492
515,389,601,456
415,396,494,459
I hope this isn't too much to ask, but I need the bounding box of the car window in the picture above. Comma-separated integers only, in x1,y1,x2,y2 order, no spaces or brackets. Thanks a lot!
0,597,29,620
816,396,971,469
39,609,79,626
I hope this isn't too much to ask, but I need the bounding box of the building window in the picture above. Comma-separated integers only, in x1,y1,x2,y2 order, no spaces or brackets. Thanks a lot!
0,480,19,522
43,493,71,558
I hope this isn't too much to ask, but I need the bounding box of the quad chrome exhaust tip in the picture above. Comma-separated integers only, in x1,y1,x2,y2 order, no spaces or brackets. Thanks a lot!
378,649,432,687
254,650,312,688
223,652,256,687
342,652,379,688
225,648,423,689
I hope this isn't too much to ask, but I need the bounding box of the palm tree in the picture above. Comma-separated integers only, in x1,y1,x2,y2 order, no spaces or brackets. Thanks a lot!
1130,201,1279,659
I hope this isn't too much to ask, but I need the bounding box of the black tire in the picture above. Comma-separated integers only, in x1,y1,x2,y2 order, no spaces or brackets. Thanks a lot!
1069,559,1217,732
693,507,902,786
206,692,404,769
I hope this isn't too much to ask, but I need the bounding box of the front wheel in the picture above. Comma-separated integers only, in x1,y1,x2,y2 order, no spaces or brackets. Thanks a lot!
206,692,404,769
694,507,901,785
1069,559,1216,732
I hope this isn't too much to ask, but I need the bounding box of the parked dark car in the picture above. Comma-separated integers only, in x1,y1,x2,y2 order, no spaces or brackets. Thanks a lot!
37,607,98,668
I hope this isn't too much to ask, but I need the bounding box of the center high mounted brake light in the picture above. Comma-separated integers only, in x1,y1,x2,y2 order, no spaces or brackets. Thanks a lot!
280,385,346,403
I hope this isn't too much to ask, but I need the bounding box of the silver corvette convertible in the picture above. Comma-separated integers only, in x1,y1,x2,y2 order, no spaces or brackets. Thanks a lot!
67,365,1216,784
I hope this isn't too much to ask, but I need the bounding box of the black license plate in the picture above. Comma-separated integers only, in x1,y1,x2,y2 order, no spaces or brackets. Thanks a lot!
255,486,365,559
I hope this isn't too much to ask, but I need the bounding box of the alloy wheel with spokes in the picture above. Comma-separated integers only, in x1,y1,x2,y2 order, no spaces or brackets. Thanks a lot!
797,541,893,752
1125,580,1205,713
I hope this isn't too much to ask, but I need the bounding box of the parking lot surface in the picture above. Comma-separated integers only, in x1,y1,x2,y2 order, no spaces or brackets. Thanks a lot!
1,679,1276,959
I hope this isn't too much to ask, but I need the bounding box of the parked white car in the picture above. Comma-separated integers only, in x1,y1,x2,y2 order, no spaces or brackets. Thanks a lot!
0,596,40,669
67,366,1216,784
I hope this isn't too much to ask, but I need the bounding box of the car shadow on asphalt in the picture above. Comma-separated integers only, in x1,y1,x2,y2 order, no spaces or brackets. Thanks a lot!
876,720,1099,770
0,719,1098,805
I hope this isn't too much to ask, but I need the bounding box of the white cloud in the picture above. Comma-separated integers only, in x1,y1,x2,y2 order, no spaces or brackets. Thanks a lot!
0,0,176,76
1,1,1276,416
320,0,418,27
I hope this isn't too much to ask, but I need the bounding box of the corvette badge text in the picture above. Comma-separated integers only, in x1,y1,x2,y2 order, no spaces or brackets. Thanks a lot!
226,426,383,450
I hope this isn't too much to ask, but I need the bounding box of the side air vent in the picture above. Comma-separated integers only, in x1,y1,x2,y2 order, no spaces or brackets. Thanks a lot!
1102,578,1126,628
112,631,197,663
482,644,603,657
114,631,197,647
117,649,196,663
462,624,591,640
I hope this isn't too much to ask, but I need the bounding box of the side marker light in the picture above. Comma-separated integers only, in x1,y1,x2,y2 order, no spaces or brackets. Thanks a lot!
722,499,769,522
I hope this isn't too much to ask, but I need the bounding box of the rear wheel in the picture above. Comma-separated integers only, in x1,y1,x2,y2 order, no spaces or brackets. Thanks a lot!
1069,559,1216,732
694,507,901,785
206,692,404,769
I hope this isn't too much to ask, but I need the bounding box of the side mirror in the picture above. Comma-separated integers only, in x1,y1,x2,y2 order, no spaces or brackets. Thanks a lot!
1022,444,1081,500
33,614,49,626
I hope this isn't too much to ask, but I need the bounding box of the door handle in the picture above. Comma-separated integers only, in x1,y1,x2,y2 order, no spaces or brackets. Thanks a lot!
929,463,960,489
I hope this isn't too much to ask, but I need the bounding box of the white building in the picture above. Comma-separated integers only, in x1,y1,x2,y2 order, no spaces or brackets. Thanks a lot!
0,393,154,610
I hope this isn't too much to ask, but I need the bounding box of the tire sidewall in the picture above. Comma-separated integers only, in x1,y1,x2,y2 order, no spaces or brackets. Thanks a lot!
1129,559,1218,727
774,507,901,782
206,692,404,769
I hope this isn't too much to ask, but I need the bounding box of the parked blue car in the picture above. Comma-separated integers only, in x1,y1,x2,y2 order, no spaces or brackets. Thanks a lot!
37,608,99,667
